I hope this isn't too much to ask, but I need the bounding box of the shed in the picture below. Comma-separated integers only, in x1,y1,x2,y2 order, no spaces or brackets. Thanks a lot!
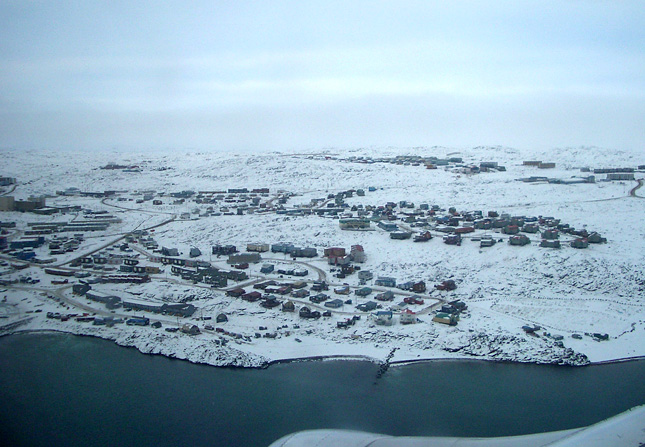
216,313,228,323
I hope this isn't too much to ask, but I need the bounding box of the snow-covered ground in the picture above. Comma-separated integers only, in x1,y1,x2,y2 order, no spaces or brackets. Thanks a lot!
0,146,643,367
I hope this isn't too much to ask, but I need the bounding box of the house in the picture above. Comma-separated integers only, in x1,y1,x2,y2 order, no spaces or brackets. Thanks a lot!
227,253,261,264
571,238,589,249
311,281,329,291
291,289,310,298
260,264,274,274
356,301,378,312
432,313,459,325
449,300,468,311
241,291,262,302
282,301,296,312
291,247,317,258
587,232,607,244
133,265,161,274
334,285,350,295
247,243,270,252
161,247,179,257
474,219,492,230
398,281,415,291
339,219,371,230
226,288,246,297
355,287,372,296
413,231,433,242
350,245,366,263
399,309,417,324
375,291,394,301
261,296,281,308
378,221,398,232
404,296,424,305
254,280,278,290
288,281,305,291
271,242,295,253
87,291,122,309
72,283,91,295
541,229,559,240
324,247,346,258
375,277,396,288
189,247,202,257
522,224,539,233
480,237,496,248
121,298,163,313
358,270,373,281
607,173,635,181
324,299,344,308
10,237,45,249
443,234,462,245
435,280,457,291
540,239,561,248
181,323,201,335
375,310,393,326
161,303,197,317
390,231,412,240
126,317,150,326
509,235,530,246
212,244,237,256
502,225,520,235
310,293,330,303
328,254,351,266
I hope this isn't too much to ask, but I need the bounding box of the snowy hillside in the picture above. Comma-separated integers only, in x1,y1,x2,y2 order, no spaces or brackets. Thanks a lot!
1,146,643,367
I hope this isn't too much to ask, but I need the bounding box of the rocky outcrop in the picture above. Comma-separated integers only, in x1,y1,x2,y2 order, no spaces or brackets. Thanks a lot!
439,332,590,366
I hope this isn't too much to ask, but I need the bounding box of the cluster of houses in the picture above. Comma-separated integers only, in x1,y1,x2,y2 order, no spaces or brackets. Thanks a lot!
338,201,608,251
126,187,280,217
71,282,197,317
591,167,639,181
522,160,556,169
341,155,507,174
518,175,596,185
222,272,433,327
432,300,468,326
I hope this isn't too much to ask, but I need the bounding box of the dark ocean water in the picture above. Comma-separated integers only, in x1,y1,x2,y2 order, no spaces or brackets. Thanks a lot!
1,332,644,447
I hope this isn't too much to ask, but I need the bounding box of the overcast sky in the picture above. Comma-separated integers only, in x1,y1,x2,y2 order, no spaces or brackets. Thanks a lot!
0,1,643,152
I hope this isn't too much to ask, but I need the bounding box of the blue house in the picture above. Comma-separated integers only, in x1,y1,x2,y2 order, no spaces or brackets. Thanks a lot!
375,277,396,288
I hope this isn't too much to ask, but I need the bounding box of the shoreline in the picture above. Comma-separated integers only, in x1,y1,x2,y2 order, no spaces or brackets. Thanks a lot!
3,327,645,369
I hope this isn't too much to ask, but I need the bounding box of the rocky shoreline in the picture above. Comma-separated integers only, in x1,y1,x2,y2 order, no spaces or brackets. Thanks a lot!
1,322,595,369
